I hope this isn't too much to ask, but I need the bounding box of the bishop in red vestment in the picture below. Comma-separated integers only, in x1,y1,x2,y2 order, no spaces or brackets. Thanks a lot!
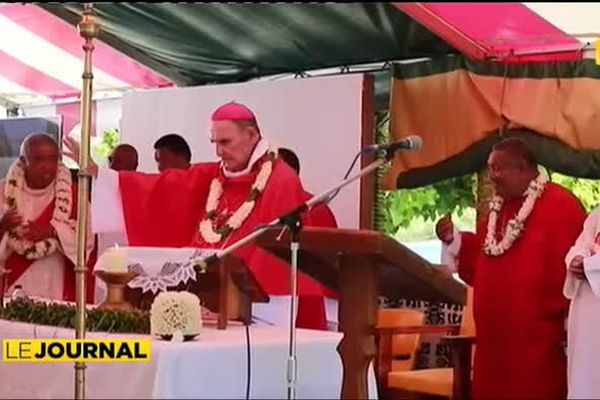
66,102,330,328
438,138,586,399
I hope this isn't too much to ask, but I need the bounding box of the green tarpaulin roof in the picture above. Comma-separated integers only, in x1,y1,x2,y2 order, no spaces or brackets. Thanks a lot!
41,3,456,87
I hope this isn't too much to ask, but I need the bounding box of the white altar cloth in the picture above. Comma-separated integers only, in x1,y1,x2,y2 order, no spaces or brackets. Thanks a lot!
0,319,378,399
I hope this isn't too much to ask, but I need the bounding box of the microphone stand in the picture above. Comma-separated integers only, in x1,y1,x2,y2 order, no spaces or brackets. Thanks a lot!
190,149,395,400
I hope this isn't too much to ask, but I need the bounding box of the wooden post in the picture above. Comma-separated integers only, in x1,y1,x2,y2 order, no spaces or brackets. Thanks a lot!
360,74,376,230
337,256,378,399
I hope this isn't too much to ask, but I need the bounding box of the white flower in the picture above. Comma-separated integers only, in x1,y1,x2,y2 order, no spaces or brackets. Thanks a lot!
151,291,203,337
206,179,223,212
228,200,255,229
484,173,547,257
199,219,222,244
489,197,503,212
252,161,272,192
198,147,277,244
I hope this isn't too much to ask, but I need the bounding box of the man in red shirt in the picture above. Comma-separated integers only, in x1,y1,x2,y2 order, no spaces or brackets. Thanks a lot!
278,147,339,330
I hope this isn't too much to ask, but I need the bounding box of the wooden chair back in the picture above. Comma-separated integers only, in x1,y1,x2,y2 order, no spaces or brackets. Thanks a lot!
377,308,426,371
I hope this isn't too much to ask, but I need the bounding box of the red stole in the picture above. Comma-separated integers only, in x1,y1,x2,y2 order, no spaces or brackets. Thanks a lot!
5,185,96,303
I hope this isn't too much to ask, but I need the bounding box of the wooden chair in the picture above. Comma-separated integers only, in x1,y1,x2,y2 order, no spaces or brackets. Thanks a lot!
377,309,427,372
376,287,475,400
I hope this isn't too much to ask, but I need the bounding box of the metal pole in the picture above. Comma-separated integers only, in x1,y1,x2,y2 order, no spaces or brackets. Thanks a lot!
286,227,301,400
75,4,99,400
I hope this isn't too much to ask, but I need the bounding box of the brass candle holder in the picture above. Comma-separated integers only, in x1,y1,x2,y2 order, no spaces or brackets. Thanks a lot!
94,270,138,312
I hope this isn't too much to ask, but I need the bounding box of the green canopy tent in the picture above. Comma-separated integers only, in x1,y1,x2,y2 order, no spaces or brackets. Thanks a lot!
38,3,600,189
40,3,454,85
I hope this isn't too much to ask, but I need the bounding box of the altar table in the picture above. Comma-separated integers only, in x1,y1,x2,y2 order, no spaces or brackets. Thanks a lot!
0,319,378,399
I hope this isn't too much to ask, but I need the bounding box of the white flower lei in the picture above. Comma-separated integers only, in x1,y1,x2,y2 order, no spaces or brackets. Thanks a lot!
199,146,278,244
4,161,74,260
150,291,203,337
483,173,548,256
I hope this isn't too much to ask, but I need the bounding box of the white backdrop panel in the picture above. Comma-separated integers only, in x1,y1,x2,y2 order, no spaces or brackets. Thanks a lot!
121,74,365,229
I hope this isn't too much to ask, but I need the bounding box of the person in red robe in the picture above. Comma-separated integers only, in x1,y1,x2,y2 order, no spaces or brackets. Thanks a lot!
0,133,95,303
64,102,330,328
277,147,338,330
436,138,586,399
278,147,338,228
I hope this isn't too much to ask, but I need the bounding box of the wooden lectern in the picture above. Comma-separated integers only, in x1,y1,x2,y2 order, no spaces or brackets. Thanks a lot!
126,254,269,329
257,226,467,400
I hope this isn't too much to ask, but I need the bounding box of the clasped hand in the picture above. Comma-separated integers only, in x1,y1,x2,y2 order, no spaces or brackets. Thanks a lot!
435,214,454,244
0,210,22,232
1,211,55,242
21,222,57,242
569,255,586,281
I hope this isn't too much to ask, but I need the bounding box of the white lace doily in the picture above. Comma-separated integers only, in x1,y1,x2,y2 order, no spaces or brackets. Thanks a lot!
94,247,216,294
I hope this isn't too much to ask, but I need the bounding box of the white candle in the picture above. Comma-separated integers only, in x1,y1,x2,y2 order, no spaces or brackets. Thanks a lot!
103,245,127,274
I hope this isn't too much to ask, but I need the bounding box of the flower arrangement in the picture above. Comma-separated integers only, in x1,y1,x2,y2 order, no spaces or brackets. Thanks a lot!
150,291,202,340
199,146,278,244
484,173,548,256
4,161,75,259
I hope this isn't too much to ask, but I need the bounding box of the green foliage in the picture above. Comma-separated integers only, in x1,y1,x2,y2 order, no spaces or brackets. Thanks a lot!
62,126,121,169
373,113,392,234
394,209,476,242
374,110,477,237
549,171,600,212
0,298,150,334
93,127,121,160
379,175,476,235
373,110,600,240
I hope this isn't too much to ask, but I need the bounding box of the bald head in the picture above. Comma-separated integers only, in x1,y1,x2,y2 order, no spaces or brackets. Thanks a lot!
19,133,60,189
109,144,138,172
20,133,58,159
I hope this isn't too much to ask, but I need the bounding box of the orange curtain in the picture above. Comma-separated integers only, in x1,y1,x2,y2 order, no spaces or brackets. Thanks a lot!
384,57,600,189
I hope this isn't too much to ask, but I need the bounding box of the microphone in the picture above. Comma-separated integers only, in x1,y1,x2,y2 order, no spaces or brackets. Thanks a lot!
363,135,423,154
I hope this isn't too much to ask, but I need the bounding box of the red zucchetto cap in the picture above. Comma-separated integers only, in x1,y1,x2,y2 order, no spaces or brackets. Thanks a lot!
211,101,256,122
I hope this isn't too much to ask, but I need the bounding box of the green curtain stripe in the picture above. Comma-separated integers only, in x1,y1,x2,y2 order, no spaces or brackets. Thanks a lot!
395,129,600,189
393,56,600,80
